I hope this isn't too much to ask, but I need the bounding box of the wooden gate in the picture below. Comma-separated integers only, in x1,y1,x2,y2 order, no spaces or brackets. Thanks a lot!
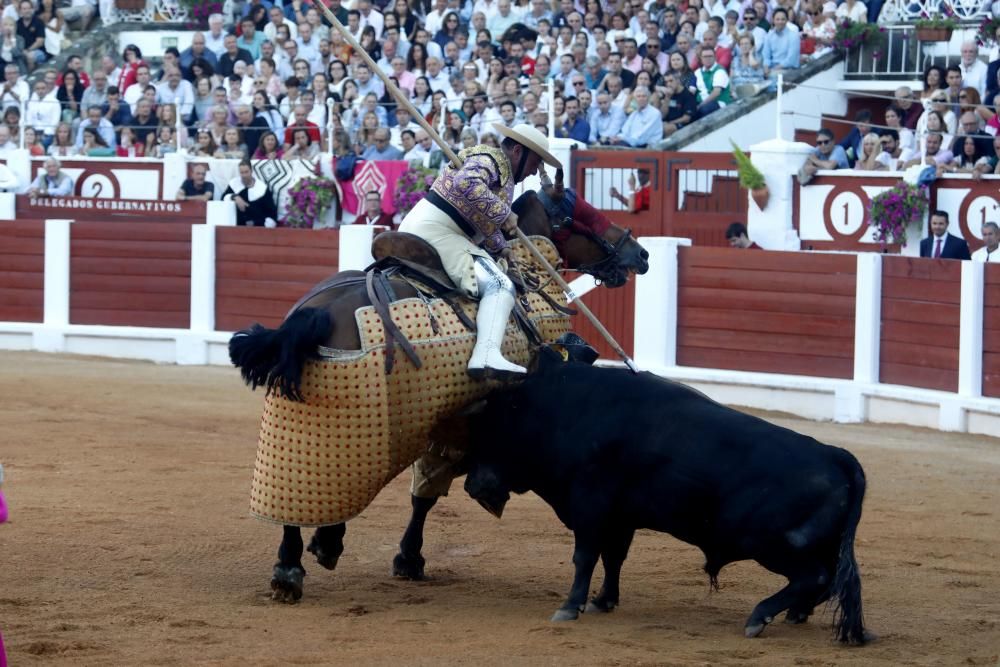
567,150,747,358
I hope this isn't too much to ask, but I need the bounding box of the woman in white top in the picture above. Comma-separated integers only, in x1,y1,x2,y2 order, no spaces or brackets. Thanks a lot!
835,0,868,22
919,91,958,135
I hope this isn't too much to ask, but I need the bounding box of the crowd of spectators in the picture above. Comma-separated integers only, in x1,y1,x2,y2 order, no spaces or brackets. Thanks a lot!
0,0,875,161
799,45,1000,183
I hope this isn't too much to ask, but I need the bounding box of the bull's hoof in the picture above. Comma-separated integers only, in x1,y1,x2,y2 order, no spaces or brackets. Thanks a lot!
392,552,426,580
744,615,773,638
270,565,305,603
307,537,342,571
551,608,580,622
585,597,618,613
784,610,810,625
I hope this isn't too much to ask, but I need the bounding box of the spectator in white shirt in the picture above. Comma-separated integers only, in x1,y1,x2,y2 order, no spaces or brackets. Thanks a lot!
960,41,988,99
0,124,16,156
0,64,28,112
204,13,228,57
25,79,59,142
264,5,297,43
124,64,152,114
156,67,195,119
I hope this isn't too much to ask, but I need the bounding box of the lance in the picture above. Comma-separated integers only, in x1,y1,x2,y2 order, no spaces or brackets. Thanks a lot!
314,1,639,373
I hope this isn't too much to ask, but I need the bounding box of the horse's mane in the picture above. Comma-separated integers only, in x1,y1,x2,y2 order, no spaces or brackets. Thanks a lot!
511,190,538,217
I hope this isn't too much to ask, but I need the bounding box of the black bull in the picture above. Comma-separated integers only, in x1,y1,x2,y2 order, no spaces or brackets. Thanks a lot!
440,362,870,644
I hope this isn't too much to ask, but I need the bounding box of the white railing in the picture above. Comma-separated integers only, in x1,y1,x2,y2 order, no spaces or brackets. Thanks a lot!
880,0,990,22
103,0,188,26
843,23,975,79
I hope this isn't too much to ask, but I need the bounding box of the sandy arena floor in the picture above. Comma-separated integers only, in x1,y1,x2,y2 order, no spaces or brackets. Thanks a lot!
0,351,998,666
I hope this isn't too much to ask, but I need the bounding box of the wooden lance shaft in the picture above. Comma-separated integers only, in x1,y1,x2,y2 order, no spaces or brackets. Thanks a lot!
315,0,638,373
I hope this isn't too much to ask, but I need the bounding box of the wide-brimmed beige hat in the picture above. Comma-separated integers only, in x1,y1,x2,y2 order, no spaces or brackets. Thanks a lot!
492,123,561,168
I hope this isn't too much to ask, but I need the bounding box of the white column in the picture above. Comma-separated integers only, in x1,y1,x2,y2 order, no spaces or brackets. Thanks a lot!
837,252,882,423
747,138,813,251
853,252,882,384
0,192,15,219
36,218,73,352
338,224,377,271
177,223,217,365
189,224,216,331
6,148,32,192
162,152,188,200
632,237,690,369
207,200,237,226
957,259,985,397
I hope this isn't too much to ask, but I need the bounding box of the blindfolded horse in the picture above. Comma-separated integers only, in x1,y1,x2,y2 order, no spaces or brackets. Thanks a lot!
230,183,648,602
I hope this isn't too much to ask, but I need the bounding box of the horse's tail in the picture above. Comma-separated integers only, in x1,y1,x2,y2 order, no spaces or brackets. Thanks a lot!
228,307,332,402
830,453,868,645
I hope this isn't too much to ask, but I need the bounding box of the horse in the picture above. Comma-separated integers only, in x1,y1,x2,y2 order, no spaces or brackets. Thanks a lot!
229,187,649,602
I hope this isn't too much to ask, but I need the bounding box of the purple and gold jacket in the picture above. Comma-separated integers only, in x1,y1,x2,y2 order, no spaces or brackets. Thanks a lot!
429,145,514,254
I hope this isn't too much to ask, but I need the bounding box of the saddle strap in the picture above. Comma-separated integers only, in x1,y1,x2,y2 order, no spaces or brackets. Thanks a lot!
366,269,422,374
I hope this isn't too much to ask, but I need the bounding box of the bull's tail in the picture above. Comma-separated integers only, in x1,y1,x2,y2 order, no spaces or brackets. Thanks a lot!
228,307,332,402
829,456,868,645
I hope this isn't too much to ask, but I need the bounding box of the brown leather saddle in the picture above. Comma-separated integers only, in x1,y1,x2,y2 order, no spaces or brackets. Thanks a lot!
371,231,457,293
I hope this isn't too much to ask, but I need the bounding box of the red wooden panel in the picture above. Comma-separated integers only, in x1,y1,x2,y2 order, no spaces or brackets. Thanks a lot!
878,256,961,392
676,347,853,379
70,222,193,328
682,267,856,296
681,247,857,274
569,280,635,359
675,246,856,379
214,228,342,333
71,309,189,328
881,319,960,347
882,299,961,326
880,362,957,393
678,287,855,317
678,328,854,358
984,265,1000,397
0,220,44,322
681,307,853,338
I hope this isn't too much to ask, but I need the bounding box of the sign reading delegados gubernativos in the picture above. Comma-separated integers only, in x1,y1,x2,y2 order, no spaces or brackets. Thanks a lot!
28,197,186,213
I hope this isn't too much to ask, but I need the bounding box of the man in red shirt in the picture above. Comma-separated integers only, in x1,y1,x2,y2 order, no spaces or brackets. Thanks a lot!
609,168,651,212
283,104,322,148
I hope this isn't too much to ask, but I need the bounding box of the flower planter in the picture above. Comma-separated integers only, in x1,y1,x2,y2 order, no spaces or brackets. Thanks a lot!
751,186,770,211
116,0,147,9
915,27,953,42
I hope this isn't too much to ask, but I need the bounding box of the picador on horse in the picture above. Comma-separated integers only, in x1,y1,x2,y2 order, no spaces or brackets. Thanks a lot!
229,123,649,602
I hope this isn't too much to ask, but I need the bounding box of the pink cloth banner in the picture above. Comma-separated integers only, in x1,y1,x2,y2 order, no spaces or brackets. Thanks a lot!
323,158,411,216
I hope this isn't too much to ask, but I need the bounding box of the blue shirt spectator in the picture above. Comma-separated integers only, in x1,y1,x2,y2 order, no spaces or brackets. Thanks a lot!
558,97,590,143
361,130,405,160
589,95,626,144
761,9,801,72
612,88,663,148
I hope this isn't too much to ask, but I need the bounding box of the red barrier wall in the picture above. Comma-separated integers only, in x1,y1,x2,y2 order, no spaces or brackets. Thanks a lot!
215,228,340,332
0,220,45,322
570,279,635,359
676,247,857,378
879,257,961,393
983,264,1000,398
70,221,193,328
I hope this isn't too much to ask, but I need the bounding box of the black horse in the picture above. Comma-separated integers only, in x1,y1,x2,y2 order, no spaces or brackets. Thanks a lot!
230,187,649,601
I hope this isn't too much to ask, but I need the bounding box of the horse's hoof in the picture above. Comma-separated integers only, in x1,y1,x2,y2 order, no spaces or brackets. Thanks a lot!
551,608,580,622
270,565,305,603
307,539,342,571
392,552,426,580
585,597,617,614
744,623,765,638
784,610,810,625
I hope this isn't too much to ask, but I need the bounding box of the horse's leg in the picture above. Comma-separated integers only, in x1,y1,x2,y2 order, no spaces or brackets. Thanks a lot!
307,523,346,570
393,494,438,580
271,525,306,603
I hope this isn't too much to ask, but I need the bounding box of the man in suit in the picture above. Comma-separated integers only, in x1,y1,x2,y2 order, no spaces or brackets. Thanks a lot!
920,210,971,260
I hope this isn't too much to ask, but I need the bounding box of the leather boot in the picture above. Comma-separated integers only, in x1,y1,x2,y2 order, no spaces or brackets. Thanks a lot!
467,289,526,379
